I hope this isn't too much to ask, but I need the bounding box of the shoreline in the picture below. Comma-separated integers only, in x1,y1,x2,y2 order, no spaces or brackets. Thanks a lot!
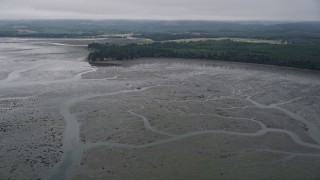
89,58,320,74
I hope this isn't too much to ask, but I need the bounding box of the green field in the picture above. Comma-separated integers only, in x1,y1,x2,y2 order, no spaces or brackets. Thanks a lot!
166,38,286,44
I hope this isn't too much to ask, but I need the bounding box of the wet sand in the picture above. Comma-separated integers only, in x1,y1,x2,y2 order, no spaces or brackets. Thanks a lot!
0,38,319,179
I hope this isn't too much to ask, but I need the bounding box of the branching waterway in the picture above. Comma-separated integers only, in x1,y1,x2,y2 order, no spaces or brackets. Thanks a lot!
49,85,320,179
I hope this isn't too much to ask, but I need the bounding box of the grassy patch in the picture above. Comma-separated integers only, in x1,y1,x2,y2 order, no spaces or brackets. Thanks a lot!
166,38,285,44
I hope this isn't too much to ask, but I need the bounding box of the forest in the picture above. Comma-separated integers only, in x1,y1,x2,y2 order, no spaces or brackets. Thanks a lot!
88,40,320,70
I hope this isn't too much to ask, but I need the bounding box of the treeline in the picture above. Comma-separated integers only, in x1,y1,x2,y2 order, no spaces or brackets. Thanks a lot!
88,40,320,70
135,31,320,42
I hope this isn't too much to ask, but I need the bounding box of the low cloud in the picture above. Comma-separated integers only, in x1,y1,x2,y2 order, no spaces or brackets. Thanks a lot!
0,0,319,21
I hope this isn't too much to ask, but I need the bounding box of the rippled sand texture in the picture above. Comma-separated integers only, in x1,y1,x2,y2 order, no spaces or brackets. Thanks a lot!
0,38,320,180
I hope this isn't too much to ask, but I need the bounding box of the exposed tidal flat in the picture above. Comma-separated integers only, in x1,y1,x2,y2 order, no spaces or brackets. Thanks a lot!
0,38,320,179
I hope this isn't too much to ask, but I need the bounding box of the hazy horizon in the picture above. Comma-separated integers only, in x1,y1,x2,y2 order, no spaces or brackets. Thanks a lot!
0,0,319,21
0,19,319,23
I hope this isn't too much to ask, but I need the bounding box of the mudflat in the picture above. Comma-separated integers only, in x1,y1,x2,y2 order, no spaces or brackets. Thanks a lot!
0,38,319,180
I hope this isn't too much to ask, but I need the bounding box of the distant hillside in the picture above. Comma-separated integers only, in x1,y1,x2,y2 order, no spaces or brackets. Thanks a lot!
0,20,320,42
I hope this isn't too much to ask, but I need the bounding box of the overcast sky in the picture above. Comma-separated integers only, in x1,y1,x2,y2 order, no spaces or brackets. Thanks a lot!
0,0,319,21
